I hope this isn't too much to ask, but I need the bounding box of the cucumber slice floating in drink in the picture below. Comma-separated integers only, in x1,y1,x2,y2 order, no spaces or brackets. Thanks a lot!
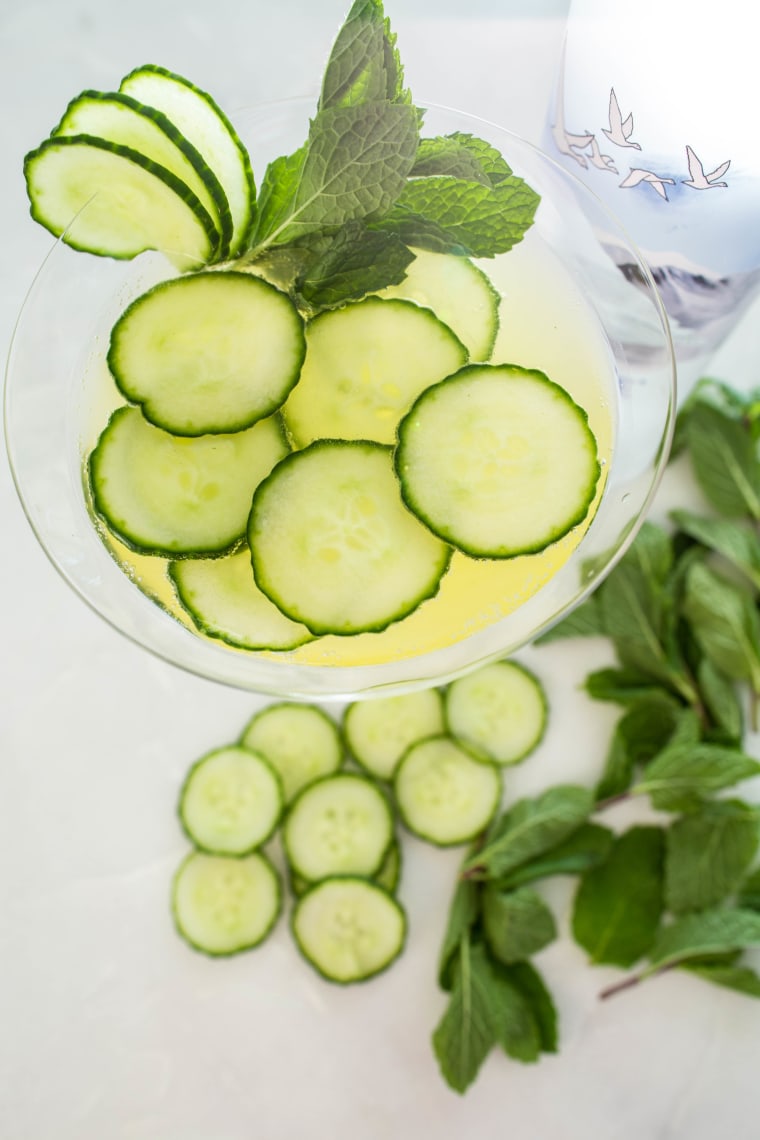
395,363,601,558
89,407,289,557
281,296,468,447
247,439,452,636
107,271,306,435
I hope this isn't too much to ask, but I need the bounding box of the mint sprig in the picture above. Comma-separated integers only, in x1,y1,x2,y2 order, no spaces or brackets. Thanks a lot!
238,0,539,311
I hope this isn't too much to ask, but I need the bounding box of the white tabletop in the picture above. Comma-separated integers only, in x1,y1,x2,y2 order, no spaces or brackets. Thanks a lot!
3,4,760,1138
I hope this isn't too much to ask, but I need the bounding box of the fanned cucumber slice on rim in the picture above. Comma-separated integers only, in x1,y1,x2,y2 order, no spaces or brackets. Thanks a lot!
282,296,468,447
248,439,452,636
240,703,344,803
376,249,500,361
343,687,446,781
445,660,548,765
292,877,406,984
172,850,281,956
89,407,289,557
395,363,601,558
178,745,284,855
283,772,393,883
394,734,501,846
23,134,217,269
108,271,306,436
120,64,255,256
169,548,314,652
53,89,233,259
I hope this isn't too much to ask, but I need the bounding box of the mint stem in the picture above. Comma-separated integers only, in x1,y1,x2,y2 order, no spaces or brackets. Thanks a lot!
598,972,643,1000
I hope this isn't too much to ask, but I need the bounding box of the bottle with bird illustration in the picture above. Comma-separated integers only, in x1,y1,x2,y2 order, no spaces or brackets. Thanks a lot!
544,0,760,384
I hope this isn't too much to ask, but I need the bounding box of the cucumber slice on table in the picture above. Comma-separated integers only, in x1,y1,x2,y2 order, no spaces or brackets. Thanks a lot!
394,734,501,846
292,877,406,984
169,547,314,652
289,836,402,898
343,687,446,781
445,660,547,765
120,64,255,256
248,439,451,635
283,772,394,882
23,134,217,269
282,296,468,446
240,703,343,803
395,363,601,558
53,89,232,259
377,249,500,361
172,850,281,956
108,272,305,435
89,407,289,557
178,745,283,855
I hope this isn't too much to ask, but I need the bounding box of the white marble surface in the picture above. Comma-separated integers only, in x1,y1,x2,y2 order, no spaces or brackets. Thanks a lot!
3,3,760,1138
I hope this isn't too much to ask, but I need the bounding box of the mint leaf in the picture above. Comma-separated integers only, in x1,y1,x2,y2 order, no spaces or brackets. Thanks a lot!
681,960,760,998
634,735,760,813
466,785,592,879
682,560,760,694
684,402,760,520
438,873,481,990
584,667,673,706
665,801,760,914
595,695,681,803
645,908,760,974
535,594,605,643
411,133,512,185
375,172,540,258
294,220,414,309
696,657,743,742
485,958,543,1063
671,509,760,591
737,865,760,911
496,822,614,888
571,826,664,967
482,885,557,964
319,0,412,110
252,101,419,248
598,543,694,704
431,938,497,1093
504,961,558,1053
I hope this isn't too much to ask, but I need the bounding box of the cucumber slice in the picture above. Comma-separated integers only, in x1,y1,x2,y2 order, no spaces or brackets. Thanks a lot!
283,773,393,882
445,660,548,765
374,835,402,894
395,363,601,558
282,297,468,447
178,745,283,855
344,688,445,781
377,249,499,361
394,734,501,846
53,90,232,259
169,547,314,651
172,850,281,956
120,64,255,256
89,407,288,557
290,836,402,898
291,876,406,983
23,134,216,269
240,703,343,803
248,440,451,635
108,272,306,436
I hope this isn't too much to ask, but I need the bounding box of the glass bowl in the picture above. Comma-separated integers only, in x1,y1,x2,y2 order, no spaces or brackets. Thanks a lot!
4,99,676,700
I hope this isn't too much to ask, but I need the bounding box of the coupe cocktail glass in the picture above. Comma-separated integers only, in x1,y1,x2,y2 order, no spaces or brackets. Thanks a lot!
5,100,676,700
